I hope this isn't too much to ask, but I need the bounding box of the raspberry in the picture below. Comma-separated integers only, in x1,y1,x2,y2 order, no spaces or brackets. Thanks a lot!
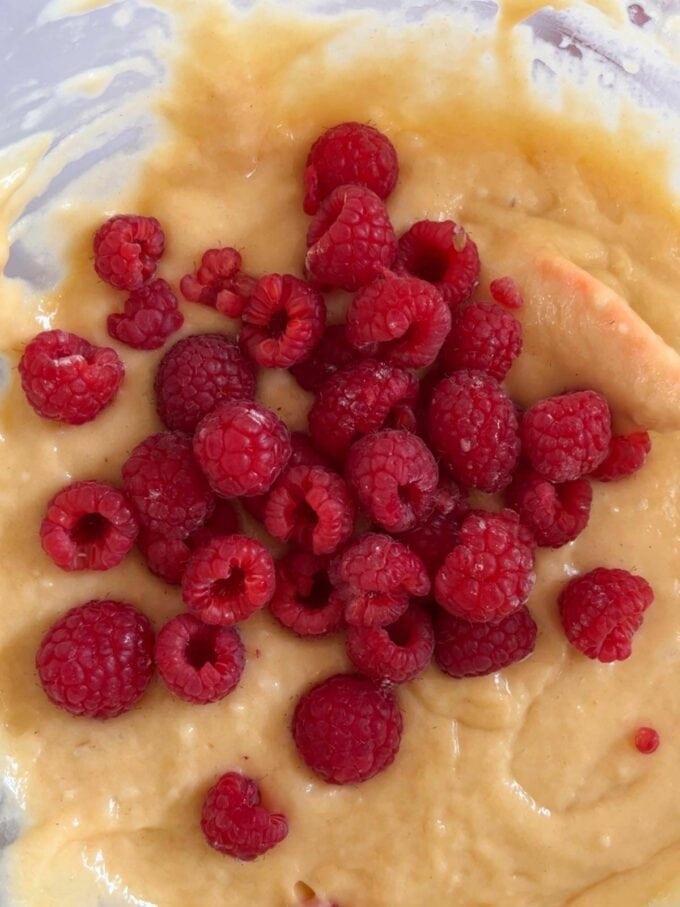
303,121,399,215
193,401,291,498
490,276,524,309
396,220,480,308
180,248,256,318
156,612,244,704
308,359,418,462
182,535,275,626
240,273,326,368
346,606,434,683
107,278,183,350
345,274,451,368
305,185,397,291
122,431,214,538
434,510,535,622
292,674,402,784
439,301,522,381
155,333,256,434
558,567,654,662
36,600,154,718
201,772,288,861
270,551,343,637
93,214,164,290
264,465,356,555
345,430,438,533
290,324,365,393
634,727,660,754
427,370,520,493
40,480,138,572
397,479,469,575
591,431,651,482
19,329,124,425
522,390,612,483
506,468,592,548
434,605,537,678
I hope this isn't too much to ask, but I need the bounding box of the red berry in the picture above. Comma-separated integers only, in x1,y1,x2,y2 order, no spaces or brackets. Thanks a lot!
634,727,660,754
434,605,537,678
182,535,275,626
522,390,612,483
439,301,522,381
270,551,343,637
201,772,288,860
427,370,520,493
346,606,434,683
290,323,365,393
490,276,524,309
396,219,480,308
93,214,164,290
397,479,469,575
558,567,654,662
592,431,651,482
292,674,402,784
305,185,397,291
36,600,154,718
155,333,256,434
107,278,183,350
19,329,124,425
180,247,256,318
156,613,244,704
506,468,592,548
240,273,326,368
40,480,138,572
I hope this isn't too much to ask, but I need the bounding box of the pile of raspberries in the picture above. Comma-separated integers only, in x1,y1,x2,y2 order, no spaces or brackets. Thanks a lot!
19,121,655,864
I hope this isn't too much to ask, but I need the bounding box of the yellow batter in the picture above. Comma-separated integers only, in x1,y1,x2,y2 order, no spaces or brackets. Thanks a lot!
1,3,680,906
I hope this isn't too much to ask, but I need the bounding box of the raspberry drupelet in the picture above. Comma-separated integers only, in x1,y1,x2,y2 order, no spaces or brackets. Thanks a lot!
346,606,435,684
180,247,256,317
506,468,593,548
396,219,480,308
107,278,183,350
634,727,660,755
591,431,651,481
270,550,343,637
93,214,164,291
439,300,522,381
490,275,524,309
290,323,365,393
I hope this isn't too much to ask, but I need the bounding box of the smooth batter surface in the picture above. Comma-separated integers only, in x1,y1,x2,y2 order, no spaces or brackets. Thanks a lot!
2,3,680,906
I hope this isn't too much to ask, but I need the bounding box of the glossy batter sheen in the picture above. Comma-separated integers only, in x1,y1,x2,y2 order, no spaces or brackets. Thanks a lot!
1,4,680,906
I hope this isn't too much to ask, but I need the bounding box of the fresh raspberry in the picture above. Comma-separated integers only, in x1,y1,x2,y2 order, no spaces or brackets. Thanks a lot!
305,185,397,291
107,278,183,350
397,479,469,575
490,276,524,310
180,248,256,318
303,121,399,215
439,301,522,381
345,274,451,368
36,600,154,719
19,329,124,425
93,214,164,290
345,430,438,533
396,220,480,308
201,772,288,861
522,390,612,483
506,468,592,548
182,534,275,626
634,727,660,754
308,359,418,462
434,605,537,678
240,273,326,368
558,567,654,662
270,551,344,637
40,480,138,572
292,674,402,784
427,370,520,493
193,401,291,498
290,324,365,393
155,333,256,434
591,431,651,482
156,613,244,704
434,510,535,622
346,606,434,683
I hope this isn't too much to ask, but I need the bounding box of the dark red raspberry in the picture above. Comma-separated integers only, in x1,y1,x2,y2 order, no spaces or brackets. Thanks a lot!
490,276,524,310
290,324,365,393
346,606,434,683
155,333,256,434
634,727,660,754
201,772,288,861
305,185,397,291
558,567,654,662
506,468,592,548
522,390,612,483
188,498,241,548
292,674,402,784
240,273,326,368
591,431,651,482
107,278,183,350
434,605,537,678
122,431,214,538
397,479,469,576
435,510,535,622
180,247,256,318
396,220,480,308
193,401,291,498
182,535,275,626
40,480,138,572
303,121,399,215
93,214,164,290
439,301,522,381
156,613,244,704
270,551,343,637
345,430,438,533
36,599,154,718
19,329,124,425
427,370,520,493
